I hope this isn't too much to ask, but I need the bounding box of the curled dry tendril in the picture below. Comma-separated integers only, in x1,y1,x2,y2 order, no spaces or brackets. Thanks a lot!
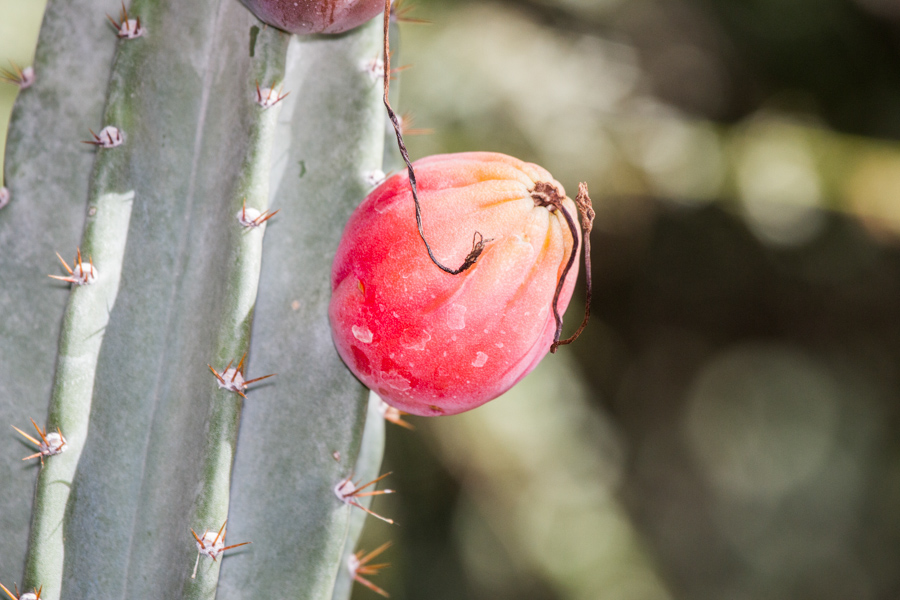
381,0,484,275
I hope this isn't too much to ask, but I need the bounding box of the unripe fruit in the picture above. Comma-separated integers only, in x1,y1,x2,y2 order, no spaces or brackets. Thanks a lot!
329,152,581,416
239,0,383,34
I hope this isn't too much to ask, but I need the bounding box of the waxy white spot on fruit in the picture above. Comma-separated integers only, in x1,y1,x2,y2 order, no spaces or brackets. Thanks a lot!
399,328,430,351
84,126,124,148
383,372,411,391
334,472,395,524
472,352,488,368
0,187,9,210
446,304,467,330
352,325,374,344
12,418,67,466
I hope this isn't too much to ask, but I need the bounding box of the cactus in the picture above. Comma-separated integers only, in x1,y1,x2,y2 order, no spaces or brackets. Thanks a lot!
0,0,391,598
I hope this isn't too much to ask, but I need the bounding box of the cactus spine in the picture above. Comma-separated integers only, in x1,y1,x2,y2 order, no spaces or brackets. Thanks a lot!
0,0,389,598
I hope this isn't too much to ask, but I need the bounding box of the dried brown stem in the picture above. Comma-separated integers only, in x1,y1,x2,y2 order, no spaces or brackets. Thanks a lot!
382,0,483,275
531,182,594,352
551,183,594,351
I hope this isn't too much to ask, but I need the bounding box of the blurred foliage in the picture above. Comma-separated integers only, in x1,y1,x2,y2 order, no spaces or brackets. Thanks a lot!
6,0,900,598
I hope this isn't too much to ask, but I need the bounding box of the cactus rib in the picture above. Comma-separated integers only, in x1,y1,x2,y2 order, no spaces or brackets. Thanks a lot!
331,393,388,600
3,1,389,598
0,0,118,575
219,16,386,599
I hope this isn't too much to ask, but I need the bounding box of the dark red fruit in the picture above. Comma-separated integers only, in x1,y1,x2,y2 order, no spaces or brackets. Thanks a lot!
240,0,383,34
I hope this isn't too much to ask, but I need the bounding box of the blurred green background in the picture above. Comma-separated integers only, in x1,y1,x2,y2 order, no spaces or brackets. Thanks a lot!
5,0,900,598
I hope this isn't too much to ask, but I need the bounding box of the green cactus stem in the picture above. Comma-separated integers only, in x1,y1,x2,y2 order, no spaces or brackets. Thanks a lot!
0,0,122,582
219,16,386,599
1,0,387,598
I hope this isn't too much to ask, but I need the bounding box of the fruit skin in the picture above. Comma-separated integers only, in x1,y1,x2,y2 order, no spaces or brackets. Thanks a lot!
239,0,383,34
330,152,580,416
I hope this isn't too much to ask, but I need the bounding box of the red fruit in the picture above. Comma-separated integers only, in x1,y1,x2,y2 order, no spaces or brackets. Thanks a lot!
329,152,581,416
240,0,383,34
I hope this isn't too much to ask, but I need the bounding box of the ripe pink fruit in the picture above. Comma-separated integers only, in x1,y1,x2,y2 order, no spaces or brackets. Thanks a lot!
330,152,582,416
239,0,383,34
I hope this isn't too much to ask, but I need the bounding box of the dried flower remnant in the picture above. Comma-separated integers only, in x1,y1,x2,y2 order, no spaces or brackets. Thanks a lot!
0,61,35,89
348,541,393,597
334,472,395,524
238,0,384,34
49,248,97,286
236,199,278,228
83,126,124,149
330,152,593,416
0,581,42,600
0,187,9,210
107,3,145,39
190,520,250,578
12,419,66,466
